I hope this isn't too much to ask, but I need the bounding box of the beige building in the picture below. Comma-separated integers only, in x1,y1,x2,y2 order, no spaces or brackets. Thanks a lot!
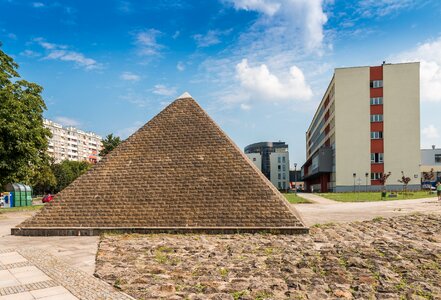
44,119,102,163
302,62,420,192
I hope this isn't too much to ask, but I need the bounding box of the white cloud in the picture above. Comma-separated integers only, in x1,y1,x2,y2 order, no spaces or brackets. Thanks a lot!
20,50,41,58
119,91,151,108
422,125,439,139
176,61,185,71
32,2,45,8
421,124,440,149
227,0,327,49
240,103,252,111
391,36,441,102
34,38,100,70
117,0,132,13
357,0,416,18
115,121,143,139
54,116,81,127
193,29,231,47
234,58,313,102
120,71,140,81
152,84,177,96
134,29,163,56
230,0,281,15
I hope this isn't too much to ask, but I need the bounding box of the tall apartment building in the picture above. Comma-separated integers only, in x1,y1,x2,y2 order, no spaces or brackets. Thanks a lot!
44,119,102,163
301,62,420,192
245,142,290,190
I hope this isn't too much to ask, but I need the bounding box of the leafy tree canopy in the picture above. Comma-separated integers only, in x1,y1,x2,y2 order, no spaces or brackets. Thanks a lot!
0,43,51,187
99,133,122,157
51,160,91,193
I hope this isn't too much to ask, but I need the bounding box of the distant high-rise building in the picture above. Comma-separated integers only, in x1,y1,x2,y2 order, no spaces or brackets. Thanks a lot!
44,119,102,163
245,142,290,190
301,62,420,192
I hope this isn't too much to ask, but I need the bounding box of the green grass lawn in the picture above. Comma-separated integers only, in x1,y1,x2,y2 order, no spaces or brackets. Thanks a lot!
0,205,44,214
283,193,311,204
318,190,436,202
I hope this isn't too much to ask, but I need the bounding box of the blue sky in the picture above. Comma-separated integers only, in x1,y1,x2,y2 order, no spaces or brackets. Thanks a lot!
1,0,441,167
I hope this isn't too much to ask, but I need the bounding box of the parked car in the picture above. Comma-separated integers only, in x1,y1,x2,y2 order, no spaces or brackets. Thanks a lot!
42,194,54,203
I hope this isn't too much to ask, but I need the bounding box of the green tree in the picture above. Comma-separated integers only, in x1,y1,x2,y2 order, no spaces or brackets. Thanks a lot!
51,160,91,192
0,43,51,187
99,133,122,157
32,162,57,195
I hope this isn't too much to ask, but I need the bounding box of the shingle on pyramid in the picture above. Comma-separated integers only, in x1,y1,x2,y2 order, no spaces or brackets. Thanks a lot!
13,95,307,235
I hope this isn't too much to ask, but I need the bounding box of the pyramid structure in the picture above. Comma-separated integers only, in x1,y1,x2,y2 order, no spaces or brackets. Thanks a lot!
13,94,307,236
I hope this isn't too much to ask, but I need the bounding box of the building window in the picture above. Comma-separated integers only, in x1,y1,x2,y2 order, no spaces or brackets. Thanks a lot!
282,182,286,189
282,173,286,180
278,157,281,163
278,165,281,170
371,153,384,163
371,172,383,180
370,97,383,105
435,154,441,163
282,157,285,163
278,173,281,180
370,80,383,88
278,182,282,189
370,114,383,122
371,131,383,139
282,165,285,171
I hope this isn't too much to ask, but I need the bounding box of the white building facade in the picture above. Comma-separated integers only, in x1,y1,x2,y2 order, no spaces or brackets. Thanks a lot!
245,142,290,190
44,119,102,163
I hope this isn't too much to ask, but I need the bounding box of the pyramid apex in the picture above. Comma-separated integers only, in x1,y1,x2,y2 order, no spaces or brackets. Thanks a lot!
177,91,193,99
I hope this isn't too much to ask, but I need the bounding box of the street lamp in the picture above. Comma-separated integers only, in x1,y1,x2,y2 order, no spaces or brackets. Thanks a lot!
353,173,356,193
365,172,369,192
294,163,297,194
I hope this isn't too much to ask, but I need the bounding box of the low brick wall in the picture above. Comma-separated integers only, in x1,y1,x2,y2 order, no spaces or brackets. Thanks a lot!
11,226,309,236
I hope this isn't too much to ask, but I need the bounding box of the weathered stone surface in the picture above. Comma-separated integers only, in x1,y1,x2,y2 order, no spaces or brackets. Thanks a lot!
14,97,305,234
96,214,441,299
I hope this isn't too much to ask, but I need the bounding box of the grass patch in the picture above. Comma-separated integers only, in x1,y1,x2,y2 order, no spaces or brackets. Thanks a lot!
318,190,435,202
0,205,44,214
283,193,311,204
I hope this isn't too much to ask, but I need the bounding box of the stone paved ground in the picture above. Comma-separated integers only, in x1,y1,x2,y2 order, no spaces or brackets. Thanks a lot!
0,211,98,274
0,211,134,300
0,248,134,300
96,213,441,300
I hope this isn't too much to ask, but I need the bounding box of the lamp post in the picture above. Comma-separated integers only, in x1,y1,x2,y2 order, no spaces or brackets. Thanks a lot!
294,163,297,195
353,173,356,193
365,172,369,193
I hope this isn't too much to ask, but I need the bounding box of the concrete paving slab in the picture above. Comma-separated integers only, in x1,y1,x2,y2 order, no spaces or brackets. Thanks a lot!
0,211,98,275
0,292,34,300
30,286,71,299
38,294,79,300
0,253,27,265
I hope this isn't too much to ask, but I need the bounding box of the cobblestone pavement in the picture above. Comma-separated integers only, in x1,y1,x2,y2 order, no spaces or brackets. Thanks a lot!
96,214,441,299
0,248,134,300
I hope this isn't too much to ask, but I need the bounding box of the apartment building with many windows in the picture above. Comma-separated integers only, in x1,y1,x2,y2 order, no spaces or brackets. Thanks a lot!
44,119,102,163
301,62,420,192
245,142,290,190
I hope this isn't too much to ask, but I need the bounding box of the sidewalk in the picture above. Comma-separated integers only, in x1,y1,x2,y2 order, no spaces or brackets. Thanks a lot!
0,248,134,300
296,193,337,204
0,211,134,300
294,195,441,226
